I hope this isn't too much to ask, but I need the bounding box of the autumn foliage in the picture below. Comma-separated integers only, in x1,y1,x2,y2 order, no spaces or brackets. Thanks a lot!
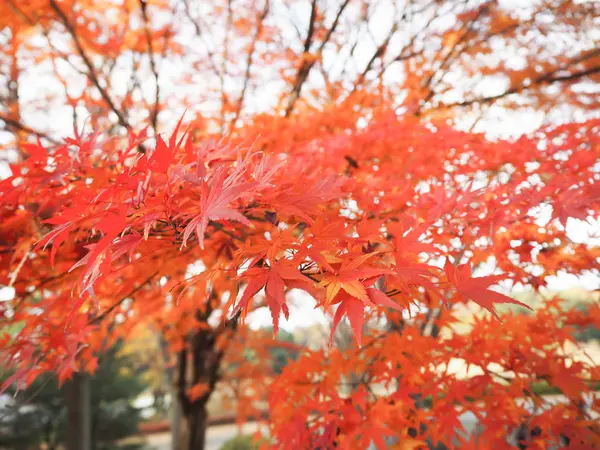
2,111,600,447
1,0,600,449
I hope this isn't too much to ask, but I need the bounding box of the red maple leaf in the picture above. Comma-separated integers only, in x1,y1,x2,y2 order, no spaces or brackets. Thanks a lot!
330,292,365,346
180,168,255,248
444,260,531,319
234,262,310,333
318,252,392,308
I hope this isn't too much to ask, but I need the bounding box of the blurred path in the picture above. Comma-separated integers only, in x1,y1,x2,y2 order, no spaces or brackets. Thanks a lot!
146,422,262,450
145,394,599,450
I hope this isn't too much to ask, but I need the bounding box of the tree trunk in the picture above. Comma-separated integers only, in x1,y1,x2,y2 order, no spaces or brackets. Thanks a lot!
170,383,184,450
177,330,226,450
186,400,209,450
177,336,218,450
64,372,91,450
176,308,239,450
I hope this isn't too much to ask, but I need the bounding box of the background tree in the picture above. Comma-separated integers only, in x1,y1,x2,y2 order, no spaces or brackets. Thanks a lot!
572,302,600,344
120,324,173,419
253,328,300,375
0,342,146,450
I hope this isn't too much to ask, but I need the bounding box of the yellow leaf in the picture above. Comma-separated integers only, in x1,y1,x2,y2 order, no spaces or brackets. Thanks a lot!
442,31,460,49
341,280,368,301
342,251,378,271
324,277,341,306
322,251,343,264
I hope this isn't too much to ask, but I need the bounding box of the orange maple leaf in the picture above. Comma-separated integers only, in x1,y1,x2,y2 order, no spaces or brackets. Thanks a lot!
234,262,311,333
444,259,531,319
188,383,209,401
318,252,392,307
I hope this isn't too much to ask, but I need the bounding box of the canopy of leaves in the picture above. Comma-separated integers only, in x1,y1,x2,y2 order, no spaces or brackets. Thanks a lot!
1,109,598,448
0,1,599,449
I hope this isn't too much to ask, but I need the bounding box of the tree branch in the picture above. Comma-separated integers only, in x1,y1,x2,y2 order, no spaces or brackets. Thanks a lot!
90,271,159,324
48,0,138,138
139,0,161,134
0,114,59,145
303,0,318,53
230,0,270,131
285,0,351,116
439,58,600,110
219,0,234,132
182,0,221,77
416,1,491,115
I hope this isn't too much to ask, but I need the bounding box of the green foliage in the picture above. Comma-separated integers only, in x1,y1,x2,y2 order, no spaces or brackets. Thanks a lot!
119,326,171,419
271,331,298,374
529,379,600,396
89,344,146,449
265,329,299,374
572,302,600,343
574,325,600,342
234,328,299,375
0,341,147,450
0,376,66,449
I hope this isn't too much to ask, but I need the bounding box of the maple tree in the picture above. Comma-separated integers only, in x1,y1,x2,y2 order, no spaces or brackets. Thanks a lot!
1,1,599,450
2,111,599,449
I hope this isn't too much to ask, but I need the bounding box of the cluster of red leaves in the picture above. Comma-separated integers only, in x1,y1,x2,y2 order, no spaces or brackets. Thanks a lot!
268,298,600,449
0,111,599,445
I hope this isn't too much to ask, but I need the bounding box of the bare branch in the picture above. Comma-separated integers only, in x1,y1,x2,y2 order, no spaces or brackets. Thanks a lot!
219,0,234,132
417,1,491,115
350,22,399,94
90,271,159,324
285,0,351,116
48,0,133,133
182,0,221,77
139,0,161,134
303,0,318,53
229,0,270,131
0,114,59,145
437,52,600,110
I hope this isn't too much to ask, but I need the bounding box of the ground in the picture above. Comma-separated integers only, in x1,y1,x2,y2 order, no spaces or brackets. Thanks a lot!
142,396,599,449
145,422,263,450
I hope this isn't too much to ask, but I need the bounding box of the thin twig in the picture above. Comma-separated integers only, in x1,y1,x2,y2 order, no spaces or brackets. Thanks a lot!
90,271,159,324
230,0,270,131
285,0,351,116
0,114,59,145
139,0,161,134
49,0,146,154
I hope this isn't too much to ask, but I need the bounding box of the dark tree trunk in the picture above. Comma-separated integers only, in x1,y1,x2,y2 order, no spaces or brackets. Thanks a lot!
176,308,240,450
177,329,223,450
64,372,91,450
65,373,83,450
187,400,209,450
